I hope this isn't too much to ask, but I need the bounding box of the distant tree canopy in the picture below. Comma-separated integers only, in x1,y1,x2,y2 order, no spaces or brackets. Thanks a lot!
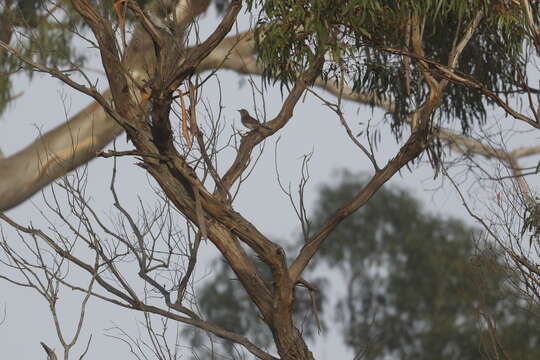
184,257,326,358
188,171,540,359
313,171,540,359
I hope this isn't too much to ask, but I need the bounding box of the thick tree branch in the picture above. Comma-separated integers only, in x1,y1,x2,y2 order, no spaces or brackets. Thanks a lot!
0,91,122,211
1,5,538,217
290,90,443,280
289,11,492,280
0,27,390,212
219,57,325,195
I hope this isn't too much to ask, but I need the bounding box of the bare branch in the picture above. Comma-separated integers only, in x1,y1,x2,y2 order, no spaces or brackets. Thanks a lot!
40,342,58,360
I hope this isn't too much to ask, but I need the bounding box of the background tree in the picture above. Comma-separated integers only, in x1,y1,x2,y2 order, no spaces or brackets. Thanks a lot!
312,172,540,359
187,171,540,359
182,256,325,359
0,1,540,359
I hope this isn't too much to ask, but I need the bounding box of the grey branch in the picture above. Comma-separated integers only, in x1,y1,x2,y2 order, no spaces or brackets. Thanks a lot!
40,342,58,360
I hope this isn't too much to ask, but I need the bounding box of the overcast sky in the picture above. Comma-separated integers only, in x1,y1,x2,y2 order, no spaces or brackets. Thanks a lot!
1,6,539,360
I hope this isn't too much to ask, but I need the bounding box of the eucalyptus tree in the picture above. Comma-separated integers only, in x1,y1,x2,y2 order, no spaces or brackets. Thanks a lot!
0,1,540,359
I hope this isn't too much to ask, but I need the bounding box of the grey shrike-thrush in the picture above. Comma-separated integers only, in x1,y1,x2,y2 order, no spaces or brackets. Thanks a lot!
237,109,270,130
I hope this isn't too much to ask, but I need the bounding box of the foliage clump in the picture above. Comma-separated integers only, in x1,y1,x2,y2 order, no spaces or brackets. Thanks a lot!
249,0,538,135
0,0,154,115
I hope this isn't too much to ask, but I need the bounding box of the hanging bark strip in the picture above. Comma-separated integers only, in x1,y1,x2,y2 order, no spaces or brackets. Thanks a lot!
112,0,129,48
178,90,192,148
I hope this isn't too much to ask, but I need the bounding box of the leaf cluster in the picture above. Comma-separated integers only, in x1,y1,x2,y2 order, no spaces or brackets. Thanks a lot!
249,0,538,135
0,0,153,115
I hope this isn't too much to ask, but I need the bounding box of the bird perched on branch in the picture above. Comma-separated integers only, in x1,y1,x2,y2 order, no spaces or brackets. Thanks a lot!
237,109,271,130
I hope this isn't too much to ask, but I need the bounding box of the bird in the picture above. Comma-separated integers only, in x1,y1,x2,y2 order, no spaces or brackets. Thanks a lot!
237,109,271,130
